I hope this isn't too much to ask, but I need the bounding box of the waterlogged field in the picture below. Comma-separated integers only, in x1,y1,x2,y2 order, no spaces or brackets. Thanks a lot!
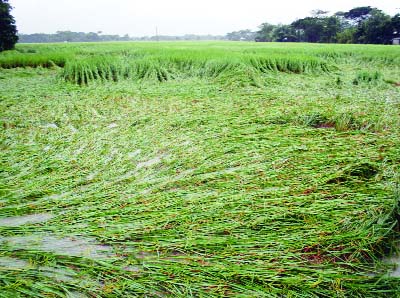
0,42,400,297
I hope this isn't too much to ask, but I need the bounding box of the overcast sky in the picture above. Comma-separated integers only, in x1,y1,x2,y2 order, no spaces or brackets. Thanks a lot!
9,0,400,36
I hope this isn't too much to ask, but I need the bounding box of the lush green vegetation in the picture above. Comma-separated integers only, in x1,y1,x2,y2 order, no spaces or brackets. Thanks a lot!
18,31,225,43
0,41,399,297
228,6,400,44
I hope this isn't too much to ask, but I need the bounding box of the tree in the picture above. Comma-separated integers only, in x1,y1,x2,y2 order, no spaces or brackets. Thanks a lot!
391,14,400,38
273,24,298,42
226,29,256,41
311,10,329,18
343,6,373,25
249,5,397,45
292,13,343,43
0,0,18,51
292,17,324,42
321,16,342,43
355,9,392,44
336,28,356,44
255,23,276,42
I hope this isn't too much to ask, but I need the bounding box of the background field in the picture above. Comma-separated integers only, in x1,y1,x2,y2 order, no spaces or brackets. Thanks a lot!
1,42,400,297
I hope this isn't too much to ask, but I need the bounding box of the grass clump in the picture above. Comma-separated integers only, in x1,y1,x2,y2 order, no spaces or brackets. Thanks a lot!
248,55,332,74
326,162,380,184
298,112,332,128
295,111,381,132
0,51,68,68
60,53,332,85
61,56,125,85
353,71,383,85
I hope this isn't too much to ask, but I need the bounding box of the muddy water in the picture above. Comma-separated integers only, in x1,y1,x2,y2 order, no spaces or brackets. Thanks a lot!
0,256,76,281
0,256,91,297
66,292,89,298
40,266,78,282
136,156,162,169
0,256,30,269
0,234,114,259
0,213,55,227
385,248,400,277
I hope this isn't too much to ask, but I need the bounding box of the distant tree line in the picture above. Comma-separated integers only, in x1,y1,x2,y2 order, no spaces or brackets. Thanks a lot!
13,6,400,45
19,31,131,43
227,6,400,44
18,31,226,43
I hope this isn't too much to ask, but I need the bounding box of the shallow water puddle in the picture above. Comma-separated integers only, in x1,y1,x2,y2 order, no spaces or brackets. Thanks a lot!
128,149,142,158
123,265,141,272
4,193,70,209
385,252,400,277
0,256,77,281
108,122,118,129
0,257,75,276
42,123,59,129
69,125,78,133
122,247,187,264
0,256,30,269
0,213,55,227
0,235,114,259
136,156,162,170
40,266,77,282
66,292,89,298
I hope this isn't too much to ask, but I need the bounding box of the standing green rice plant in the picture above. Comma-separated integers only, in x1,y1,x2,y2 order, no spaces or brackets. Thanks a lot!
353,71,382,85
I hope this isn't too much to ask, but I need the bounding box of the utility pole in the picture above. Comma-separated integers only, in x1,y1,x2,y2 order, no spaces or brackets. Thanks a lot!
156,26,159,42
